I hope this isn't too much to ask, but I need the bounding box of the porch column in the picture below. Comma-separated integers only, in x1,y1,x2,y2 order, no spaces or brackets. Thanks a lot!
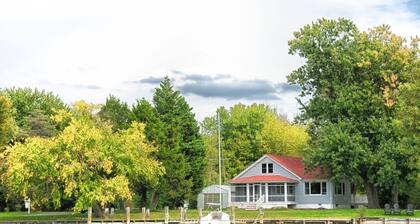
265,183,268,202
246,183,249,203
284,182,288,203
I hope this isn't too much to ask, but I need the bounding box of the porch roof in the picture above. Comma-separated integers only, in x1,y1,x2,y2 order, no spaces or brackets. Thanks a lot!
228,175,298,183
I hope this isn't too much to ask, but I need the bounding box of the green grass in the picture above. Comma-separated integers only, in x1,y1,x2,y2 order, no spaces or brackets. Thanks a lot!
0,209,418,222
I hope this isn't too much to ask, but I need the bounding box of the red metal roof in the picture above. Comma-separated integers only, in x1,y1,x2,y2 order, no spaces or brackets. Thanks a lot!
228,175,297,183
267,154,328,179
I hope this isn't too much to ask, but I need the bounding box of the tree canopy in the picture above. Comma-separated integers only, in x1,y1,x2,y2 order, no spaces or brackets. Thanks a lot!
0,94,14,149
1,101,164,211
132,77,205,208
201,103,308,183
287,18,419,207
2,88,68,139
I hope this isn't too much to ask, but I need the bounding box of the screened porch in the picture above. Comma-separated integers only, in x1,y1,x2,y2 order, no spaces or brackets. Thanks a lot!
231,183,296,203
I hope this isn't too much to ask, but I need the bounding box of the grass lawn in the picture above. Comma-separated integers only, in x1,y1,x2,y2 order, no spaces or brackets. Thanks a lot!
0,209,419,222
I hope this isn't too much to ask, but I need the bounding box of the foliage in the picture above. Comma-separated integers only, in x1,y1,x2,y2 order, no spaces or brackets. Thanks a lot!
0,94,14,148
201,103,308,182
1,101,164,211
132,77,205,208
2,88,67,138
98,95,133,131
287,18,419,207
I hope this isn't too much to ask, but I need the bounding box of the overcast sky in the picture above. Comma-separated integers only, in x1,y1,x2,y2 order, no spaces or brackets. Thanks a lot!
0,0,419,121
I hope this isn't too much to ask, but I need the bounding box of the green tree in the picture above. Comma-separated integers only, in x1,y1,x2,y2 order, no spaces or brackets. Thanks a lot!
2,88,67,138
0,94,14,148
132,77,205,208
1,100,164,213
98,95,133,131
287,18,418,208
201,103,308,182
0,94,15,211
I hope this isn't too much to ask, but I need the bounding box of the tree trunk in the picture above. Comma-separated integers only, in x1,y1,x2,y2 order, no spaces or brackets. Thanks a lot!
150,190,160,209
364,180,380,208
392,186,399,204
92,203,104,218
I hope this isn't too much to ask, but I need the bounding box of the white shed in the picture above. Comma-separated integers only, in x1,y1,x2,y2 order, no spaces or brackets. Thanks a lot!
197,185,231,209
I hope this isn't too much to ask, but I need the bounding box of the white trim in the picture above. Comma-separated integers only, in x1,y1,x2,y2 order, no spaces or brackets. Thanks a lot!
303,181,328,196
246,183,249,203
284,182,288,203
232,155,269,180
295,203,334,209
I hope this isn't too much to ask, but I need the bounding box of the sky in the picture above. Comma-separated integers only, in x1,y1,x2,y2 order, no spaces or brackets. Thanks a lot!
0,0,419,121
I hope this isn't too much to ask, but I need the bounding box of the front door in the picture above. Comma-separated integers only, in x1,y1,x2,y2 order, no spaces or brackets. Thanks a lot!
253,184,261,202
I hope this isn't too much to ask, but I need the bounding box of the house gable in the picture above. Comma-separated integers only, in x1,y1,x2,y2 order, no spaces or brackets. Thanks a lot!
232,155,301,181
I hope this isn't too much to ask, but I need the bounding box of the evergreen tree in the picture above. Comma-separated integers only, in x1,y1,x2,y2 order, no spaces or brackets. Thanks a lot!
133,77,205,208
98,95,133,131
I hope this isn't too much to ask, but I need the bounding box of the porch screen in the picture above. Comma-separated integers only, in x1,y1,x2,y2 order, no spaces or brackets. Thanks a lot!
231,184,247,202
268,183,284,202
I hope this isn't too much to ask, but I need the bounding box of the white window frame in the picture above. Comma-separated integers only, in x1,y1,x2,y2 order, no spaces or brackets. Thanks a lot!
335,182,345,195
262,163,267,174
304,181,327,196
267,163,273,173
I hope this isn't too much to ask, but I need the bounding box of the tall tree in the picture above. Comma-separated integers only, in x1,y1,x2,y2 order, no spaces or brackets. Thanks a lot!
1,101,164,213
287,18,418,208
98,95,133,131
0,94,15,211
134,77,205,208
0,94,14,148
2,88,67,138
201,103,308,182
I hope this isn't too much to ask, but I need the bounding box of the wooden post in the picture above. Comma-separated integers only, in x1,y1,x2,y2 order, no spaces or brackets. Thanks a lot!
198,208,202,224
184,207,188,220
164,206,170,224
87,207,92,224
146,208,150,220
110,207,115,221
179,207,184,222
142,207,146,224
230,206,236,224
126,207,130,224
258,208,264,224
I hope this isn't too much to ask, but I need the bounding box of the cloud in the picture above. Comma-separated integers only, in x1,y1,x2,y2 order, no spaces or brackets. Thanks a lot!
177,72,300,100
39,80,102,90
128,76,164,85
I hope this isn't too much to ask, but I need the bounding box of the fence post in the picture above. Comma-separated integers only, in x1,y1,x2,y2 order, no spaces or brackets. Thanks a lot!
164,206,170,224
88,207,92,224
126,206,130,224
259,208,264,224
104,207,109,220
230,206,235,224
142,207,146,224
179,207,184,222
146,208,150,220
110,207,115,221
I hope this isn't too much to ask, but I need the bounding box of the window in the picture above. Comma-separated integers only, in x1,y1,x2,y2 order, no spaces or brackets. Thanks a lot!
305,181,327,195
268,163,273,173
231,184,247,202
335,182,345,195
262,163,267,173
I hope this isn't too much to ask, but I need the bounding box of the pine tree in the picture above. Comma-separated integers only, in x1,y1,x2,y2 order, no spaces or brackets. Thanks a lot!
132,77,205,208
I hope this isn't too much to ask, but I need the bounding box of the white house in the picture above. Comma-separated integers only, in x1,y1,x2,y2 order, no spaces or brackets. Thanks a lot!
228,154,352,209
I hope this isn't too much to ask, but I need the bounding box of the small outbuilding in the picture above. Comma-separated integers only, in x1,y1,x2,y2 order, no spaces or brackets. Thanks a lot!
197,185,231,209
